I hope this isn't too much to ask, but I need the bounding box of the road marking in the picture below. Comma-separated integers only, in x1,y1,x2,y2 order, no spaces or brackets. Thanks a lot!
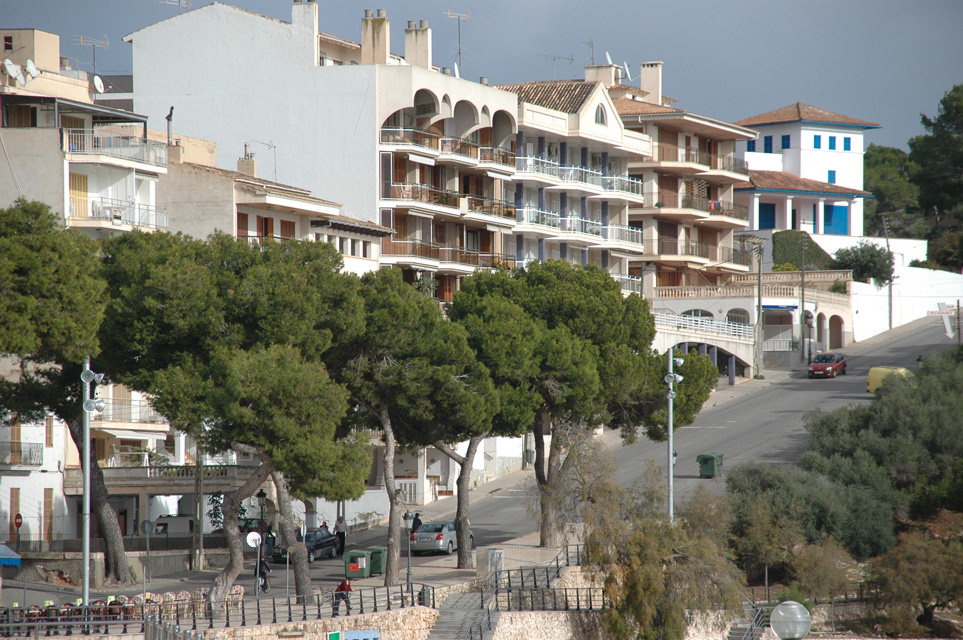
679,425,728,429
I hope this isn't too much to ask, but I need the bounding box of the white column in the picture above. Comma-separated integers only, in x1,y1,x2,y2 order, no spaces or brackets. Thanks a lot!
750,192,760,230
849,197,859,235
815,198,825,235
785,196,794,230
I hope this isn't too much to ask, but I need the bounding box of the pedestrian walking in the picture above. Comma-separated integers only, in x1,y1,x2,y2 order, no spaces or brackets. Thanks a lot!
332,578,352,617
333,516,348,557
411,512,422,532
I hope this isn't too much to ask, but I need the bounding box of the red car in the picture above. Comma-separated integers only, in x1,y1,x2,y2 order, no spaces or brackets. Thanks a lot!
808,352,847,378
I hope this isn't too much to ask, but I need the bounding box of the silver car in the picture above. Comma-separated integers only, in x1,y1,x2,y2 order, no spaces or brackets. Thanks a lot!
409,520,473,555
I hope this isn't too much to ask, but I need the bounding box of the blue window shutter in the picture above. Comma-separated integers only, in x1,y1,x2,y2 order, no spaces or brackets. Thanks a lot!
781,134,790,149
823,204,848,235
747,140,756,152
844,137,851,151
758,203,776,229
829,136,836,150
814,135,821,149
764,136,773,153
828,170,836,184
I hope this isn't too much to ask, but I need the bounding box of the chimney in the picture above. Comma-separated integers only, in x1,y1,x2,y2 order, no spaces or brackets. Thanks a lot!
404,19,432,69
361,8,390,65
237,144,257,177
639,61,663,105
584,64,620,88
479,76,488,85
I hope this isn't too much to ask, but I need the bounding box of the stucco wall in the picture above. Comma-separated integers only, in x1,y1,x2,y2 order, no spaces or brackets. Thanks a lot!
0,128,65,212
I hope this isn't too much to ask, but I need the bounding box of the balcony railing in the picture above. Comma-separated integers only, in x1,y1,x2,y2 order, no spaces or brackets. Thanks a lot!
464,195,516,219
612,273,644,295
604,224,645,246
717,245,752,266
238,234,293,247
90,399,167,424
516,207,560,229
711,153,749,175
558,164,603,188
386,183,460,208
379,127,440,151
65,129,167,167
653,310,754,340
439,246,480,266
68,195,169,230
515,155,560,179
440,137,479,159
0,441,43,466
651,143,710,166
381,238,439,259
602,174,645,198
559,216,603,236
640,191,747,219
478,253,516,269
479,146,515,167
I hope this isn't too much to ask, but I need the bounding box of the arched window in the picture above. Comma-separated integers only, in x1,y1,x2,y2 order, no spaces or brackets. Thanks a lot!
727,308,750,325
595,104,607,126
682,309,714,319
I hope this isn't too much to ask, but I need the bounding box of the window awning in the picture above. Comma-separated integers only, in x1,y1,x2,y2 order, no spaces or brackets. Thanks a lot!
93,428,167,441
407,153,435,166
0,545,22,566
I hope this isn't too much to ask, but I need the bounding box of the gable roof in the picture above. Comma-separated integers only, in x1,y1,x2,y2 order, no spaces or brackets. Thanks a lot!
735,102,880,129
612,97,683,116
496,80,600,114
734,170,872,197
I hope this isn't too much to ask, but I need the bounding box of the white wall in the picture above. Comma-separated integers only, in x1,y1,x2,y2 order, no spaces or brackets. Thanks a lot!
809,235,929,267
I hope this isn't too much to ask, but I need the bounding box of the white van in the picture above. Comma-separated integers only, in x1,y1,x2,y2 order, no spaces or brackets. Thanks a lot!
151,515,195,537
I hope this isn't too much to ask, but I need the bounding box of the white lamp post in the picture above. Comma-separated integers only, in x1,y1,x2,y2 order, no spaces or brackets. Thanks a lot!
403,510,414,596
80,357,105,607
664,351,684,523
771,600,812,640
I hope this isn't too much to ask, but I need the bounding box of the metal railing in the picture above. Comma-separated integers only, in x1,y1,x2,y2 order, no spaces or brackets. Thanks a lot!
65,129,167,167
478,253,516,269
612,273,644,295
91,399,167,424
478,147,515,167
604,224,645,246
379,127,440,151
653,311,754,341
516,207,560,228
440,137,479,159
716,245,752,266
558,164,603,188
68,196,169,230
237,235,292,247
493,587,608,612
381,238,439,260
0,442,43,466
439,247,480,266
463,195,515,218
712,153,749,175
601,174,645,197
386,183,460,208
558,216,603,236
640,191,747,220
515,155,560,178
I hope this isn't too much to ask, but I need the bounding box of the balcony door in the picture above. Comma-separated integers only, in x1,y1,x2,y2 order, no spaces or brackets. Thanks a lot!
9,415,21,464
69,173,89,220
658,221,679,255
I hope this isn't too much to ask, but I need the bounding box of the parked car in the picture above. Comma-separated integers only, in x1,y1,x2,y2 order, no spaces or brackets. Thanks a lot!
409,521,473,556
808,352,847,378
272,528,338,563
212,517,268,535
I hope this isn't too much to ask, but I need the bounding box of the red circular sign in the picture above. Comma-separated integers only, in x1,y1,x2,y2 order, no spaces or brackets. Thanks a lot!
14,513,22,529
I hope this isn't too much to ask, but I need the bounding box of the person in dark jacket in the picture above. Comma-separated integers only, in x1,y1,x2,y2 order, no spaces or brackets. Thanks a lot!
332,578,352,616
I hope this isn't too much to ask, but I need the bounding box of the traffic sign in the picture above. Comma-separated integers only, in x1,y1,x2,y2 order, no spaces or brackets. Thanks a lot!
14,513,22,529
140,520,154,535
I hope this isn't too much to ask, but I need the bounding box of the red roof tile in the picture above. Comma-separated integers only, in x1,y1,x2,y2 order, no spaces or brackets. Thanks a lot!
612,97,682,116
735,170,871,196
735,102,879,128
496,80,599,114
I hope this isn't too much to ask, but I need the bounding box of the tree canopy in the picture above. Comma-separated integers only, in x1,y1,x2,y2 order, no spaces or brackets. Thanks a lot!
909,83,963,226
863,144,923,238
831,241,895,285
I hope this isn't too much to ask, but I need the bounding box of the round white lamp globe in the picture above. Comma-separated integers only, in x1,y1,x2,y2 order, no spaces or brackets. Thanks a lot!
770,600,812,640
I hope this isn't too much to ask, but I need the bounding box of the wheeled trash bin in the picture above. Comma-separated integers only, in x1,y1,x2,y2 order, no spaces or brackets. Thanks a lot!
697,452,724,478
344,550,371,578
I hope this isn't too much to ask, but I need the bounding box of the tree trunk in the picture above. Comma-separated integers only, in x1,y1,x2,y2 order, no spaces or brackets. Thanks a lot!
208,454,273,606
534,410,564,548
380,406,404,588
271,471,311,602
66,417,134,586
434,435,485,570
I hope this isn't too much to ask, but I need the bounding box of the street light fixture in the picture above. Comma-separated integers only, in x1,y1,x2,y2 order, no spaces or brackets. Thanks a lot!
256,488,267,545
403,510,414,597
666,352,683,523
770,600,812,640
80,357,104,608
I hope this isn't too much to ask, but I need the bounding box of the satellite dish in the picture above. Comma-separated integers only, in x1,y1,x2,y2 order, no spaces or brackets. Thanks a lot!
26,59,40,79
93,75,105,94
453,62,460,78
604,51,613,65
623,61,632,82
3,58,24,85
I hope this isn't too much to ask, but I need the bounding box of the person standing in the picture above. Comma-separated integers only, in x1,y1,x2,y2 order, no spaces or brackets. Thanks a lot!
412,513,422,532
332,578,352,617
333,516,348,557
265,523,275,556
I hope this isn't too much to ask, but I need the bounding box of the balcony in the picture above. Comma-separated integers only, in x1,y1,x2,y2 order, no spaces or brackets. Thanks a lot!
439,137,479,162
515,155,560,182
68,195,169,230
715,245,752,267
478,253,516,269
708,153,749,177
635,191,747,225
479,147,516,169
515,207,560,236
238,234,293,247
464,195,516,219
64,464,253,496
381,237,439,260
601,175,646,203
612,273,644,296
603,224,646,249
559,216,603,237
439,246,480,267
91,399,167,425
556,165,604,193
0,442,43,466
380,127,440,153
385,183,460,210
65,129,167,168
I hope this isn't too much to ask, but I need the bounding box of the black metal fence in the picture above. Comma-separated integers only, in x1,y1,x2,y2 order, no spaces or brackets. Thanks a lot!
0,535,229,554
493,587,608,612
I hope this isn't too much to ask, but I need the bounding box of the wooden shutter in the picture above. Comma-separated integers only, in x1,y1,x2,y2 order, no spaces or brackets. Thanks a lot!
237,211,249,237
10,414,21,464
8,488,20,539
45,415,54,447
69,173,89,219
280,220,295,239
43,488,54,541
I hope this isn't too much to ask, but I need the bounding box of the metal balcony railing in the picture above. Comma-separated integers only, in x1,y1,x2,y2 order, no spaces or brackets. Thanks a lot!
90,399,167,424
237,235,293,247
440,136,479,159
711,153,749,175
439,246,480,266
558,164,603,188
717,245,752,266
652,311,754,340
515,155,560,178
0,442,43,465
68,196,169,230
386,183,460,208
639,191,747,220
464,195,516,218
478,253,516,269
478,146,515,167
65,129,167,167
612,273,644,295
516,207,560,228
559,216,603,236
603,224,645,246
601,174,645,197
379,127,440,151
381,238,439,259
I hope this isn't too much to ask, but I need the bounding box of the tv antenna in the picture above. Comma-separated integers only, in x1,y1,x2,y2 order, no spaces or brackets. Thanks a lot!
74,35,109,76
443,10,470,71
583,39,595,65
250,139,277,183
537,53,573,80
160,0,193,13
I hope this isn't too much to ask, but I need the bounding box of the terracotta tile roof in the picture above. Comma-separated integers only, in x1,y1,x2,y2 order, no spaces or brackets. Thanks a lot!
496,80,599,114
734,170,871,196
735,102,879,128
612,97,683,116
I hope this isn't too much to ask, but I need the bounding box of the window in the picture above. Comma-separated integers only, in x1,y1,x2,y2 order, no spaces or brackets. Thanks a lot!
824,204,849,235
43,488,53,541
781,135,790,150
828,170,836,184
844,137,851,151
763,136,773,154
758,202,776,229
8,488,19,539
594,104,607,126
814,135,821,149
829,136,836,150
746,140,756,152
4,36,12,51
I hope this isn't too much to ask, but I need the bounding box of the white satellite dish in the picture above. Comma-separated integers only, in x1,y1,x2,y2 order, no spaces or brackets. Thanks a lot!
622,61,632,82
453,62,460,78
93,75,105,94
3,58,24,85
604,51,613,66
25,59,40,79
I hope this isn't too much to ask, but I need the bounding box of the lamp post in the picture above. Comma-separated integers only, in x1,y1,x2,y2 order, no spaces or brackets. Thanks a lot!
770,600,812,640
806,317,814,365
80,358,104,607
403,510,414,596
664,351,684,523
800,234,807,363
256,488,267,550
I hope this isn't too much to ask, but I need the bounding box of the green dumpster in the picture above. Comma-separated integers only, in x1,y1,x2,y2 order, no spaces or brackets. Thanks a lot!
344,550,371,578
365,546,386,576
697,452,723,478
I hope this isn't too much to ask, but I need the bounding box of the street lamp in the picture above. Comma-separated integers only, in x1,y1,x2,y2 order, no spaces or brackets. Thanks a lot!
806,316,814,365
256,489,267,545
664,351,684,523
80,357,104,607
403,510,414,596
770,600,812,640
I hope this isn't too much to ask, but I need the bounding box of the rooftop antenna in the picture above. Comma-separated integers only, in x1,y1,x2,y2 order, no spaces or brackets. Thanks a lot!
443,10,470,71
74,34,109,76
250,139,277,182
622,61,633,83
160,0,193,13
583,40,595,65
537,53,573,80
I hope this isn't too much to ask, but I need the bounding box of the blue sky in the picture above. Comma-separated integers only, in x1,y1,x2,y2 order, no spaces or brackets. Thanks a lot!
3,0,961,150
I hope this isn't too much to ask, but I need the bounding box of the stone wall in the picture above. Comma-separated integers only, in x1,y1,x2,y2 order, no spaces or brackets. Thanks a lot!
193,607,437,640
493,611,605,640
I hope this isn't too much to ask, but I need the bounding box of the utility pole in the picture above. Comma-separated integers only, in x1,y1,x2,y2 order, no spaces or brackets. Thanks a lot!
882,216,893,330
800,236,806,363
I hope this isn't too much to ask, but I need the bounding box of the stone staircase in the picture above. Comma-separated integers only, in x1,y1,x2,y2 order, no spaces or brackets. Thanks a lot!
425,592,498,640
726,603,772,640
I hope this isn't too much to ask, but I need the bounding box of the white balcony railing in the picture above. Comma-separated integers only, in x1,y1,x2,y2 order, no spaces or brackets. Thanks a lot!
653,311,754,340
515,155,560,178
612,273,644,295
516,207,560,228
559,216,603,236
603,224,645,246
65,129,167,167
68,195,168,230
558,164,603,188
